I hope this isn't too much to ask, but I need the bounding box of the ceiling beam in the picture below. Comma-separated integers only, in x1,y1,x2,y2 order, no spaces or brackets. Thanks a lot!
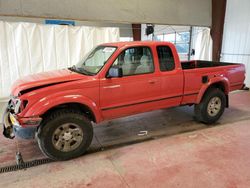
0,0,212,26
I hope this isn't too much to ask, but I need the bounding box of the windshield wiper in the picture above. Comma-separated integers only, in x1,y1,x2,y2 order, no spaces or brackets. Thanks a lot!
77,67,95,76
68,65,84,75
68,65,76,71
68,65,94,76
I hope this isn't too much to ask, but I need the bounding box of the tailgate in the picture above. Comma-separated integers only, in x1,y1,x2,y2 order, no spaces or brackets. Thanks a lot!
225,63,245,91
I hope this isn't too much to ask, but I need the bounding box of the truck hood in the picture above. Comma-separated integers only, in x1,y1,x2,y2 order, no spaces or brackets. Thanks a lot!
11,69,85,96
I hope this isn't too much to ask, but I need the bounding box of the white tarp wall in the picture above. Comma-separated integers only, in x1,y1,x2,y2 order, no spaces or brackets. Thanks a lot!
221,0,250,87
193,27,213,61
0,21,119,99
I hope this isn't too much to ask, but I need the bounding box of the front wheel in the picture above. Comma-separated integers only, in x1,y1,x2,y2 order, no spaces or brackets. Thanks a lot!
37,110,93,161
194,88,226,124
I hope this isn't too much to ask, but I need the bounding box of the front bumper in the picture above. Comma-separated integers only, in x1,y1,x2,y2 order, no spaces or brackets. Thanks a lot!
2,107,42,139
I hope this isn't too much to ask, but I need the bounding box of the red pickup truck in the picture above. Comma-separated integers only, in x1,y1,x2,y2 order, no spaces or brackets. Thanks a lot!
2,41,245,160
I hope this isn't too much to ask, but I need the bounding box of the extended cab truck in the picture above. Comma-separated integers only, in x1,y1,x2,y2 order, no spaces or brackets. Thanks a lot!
2,41,245,160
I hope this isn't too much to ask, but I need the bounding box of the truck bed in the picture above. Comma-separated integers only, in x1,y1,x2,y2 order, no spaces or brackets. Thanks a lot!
181,60,238,70
180,60,245,105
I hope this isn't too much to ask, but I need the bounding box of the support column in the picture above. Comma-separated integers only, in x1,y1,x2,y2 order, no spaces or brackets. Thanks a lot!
132,24,141,41
211,0,227,61
188,26,193,61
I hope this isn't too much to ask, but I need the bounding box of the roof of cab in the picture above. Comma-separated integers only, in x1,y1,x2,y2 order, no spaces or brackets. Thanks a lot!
101,41,174,48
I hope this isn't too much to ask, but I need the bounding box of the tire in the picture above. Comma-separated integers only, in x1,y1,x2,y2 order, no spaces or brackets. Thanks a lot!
37,109,93,161
194,88,226,124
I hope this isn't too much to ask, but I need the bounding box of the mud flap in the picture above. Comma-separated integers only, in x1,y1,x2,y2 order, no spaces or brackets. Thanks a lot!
241,84,249,91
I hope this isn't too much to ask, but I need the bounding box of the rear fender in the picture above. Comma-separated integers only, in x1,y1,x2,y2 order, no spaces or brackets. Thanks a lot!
196,76,229,104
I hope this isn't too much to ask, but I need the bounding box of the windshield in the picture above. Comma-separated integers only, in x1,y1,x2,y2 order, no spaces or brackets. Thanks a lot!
71,46,117,75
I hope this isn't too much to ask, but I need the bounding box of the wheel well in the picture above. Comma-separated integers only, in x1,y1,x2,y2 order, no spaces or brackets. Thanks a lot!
210,82,226,93
41,103,96,122
205,82,229,107
203,82,227,95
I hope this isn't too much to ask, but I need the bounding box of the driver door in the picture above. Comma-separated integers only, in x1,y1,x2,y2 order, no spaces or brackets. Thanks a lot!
100,46,161,119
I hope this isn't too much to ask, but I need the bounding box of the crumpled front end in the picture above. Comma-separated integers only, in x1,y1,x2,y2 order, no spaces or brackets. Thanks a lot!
2,106,15,139
2,97,42,139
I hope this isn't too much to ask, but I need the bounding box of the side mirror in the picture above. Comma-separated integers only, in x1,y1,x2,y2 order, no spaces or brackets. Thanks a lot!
107,67,123,78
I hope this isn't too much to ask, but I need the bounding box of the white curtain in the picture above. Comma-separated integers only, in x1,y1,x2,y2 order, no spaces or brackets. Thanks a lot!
0,22,120,99
193,28,213,61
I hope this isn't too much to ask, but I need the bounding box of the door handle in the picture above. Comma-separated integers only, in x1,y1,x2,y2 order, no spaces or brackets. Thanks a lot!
148,80,156,84
103,85,121,89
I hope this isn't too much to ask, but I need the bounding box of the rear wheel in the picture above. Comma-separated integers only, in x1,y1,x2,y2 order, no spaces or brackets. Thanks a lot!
194,88,226,124
37,109,93,160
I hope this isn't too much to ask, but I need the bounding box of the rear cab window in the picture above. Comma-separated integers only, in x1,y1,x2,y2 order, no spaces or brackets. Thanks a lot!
156,46,175,71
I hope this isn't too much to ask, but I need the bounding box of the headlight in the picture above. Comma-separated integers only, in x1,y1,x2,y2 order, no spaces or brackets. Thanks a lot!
14,98,22,114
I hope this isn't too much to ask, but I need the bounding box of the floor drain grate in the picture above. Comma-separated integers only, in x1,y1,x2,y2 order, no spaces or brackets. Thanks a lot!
0,158,54,174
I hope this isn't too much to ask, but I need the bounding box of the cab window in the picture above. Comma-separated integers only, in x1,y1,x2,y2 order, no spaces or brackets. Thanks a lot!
112,47,154,76
157,46,175,71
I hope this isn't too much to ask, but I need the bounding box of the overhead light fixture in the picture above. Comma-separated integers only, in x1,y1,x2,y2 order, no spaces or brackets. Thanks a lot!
145,24,154,36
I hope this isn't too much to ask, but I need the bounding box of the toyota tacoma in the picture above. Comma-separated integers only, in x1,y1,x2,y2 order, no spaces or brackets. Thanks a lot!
2,41,246,160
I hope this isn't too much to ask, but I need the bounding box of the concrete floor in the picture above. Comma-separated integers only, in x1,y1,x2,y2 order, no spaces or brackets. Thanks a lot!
0,91,250,187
